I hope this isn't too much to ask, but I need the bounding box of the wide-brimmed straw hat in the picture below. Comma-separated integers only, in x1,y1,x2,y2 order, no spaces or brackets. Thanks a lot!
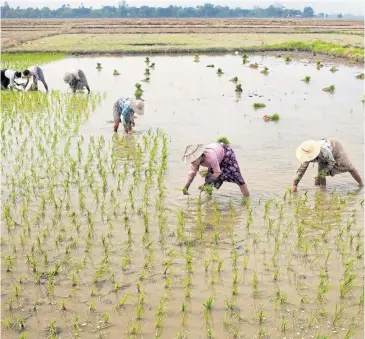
63,72,72,83
182,144,206,164
296,140,321,162
130,98,145,116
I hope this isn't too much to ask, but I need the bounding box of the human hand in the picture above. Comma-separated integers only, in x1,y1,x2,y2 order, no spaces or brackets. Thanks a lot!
291,184,297,193
314,177,320,186
183,187,189,195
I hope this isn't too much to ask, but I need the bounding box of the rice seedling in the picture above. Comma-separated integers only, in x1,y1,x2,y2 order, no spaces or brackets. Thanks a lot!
150,62,155,68
206,64,215,68
253,103,266,109
332,304,344,326
144,68,150,76
344,328,356,339
193,54,200,62
217,68,224,75
203,296,213,310
316,61,324,69
230,76,238,82
302,76,311,83
113,69,120,76
249,63,259,69
134,82,143,99
355,73,364,80
242,54,249,64
280,316,288,332
260,66,269,75
235,83,243,92
96,63,102,69
285,56,292,62
330,66,338,72
322,85,335,93
263,114,280,121
145,57,150,63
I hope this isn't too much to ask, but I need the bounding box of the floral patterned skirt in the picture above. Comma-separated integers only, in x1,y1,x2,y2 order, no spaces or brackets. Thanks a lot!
205,144,245,189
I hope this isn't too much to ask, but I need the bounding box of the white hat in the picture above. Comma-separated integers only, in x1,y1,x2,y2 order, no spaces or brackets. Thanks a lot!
296,140,321,162
130,98,145,116
63,72,72,83
182,144,206,164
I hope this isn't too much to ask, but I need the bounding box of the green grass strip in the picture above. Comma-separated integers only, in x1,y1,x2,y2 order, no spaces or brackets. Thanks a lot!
263,40,364,62
1,53,65,70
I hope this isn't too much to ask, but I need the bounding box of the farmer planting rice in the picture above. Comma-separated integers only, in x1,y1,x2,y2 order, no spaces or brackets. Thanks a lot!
182,142,249,197
292,139,363,192
113,97,145,133
23,66,49,92
1,69,23,90
63,69,90,93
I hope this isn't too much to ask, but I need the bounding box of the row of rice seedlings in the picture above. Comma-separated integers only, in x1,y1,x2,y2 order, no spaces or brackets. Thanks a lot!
1,84,173,337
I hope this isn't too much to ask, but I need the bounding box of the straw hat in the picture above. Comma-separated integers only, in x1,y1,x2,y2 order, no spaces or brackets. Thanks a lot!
63,72,72,83
130,98,145,116
296,140,321,162
182,144,206,164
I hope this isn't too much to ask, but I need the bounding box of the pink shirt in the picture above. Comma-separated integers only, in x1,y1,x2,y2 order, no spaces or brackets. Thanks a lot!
28,66,38,80
188,143,225,179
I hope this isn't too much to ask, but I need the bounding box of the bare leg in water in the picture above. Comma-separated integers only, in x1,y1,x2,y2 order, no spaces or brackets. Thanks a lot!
349,168,363,186
239,183,250,197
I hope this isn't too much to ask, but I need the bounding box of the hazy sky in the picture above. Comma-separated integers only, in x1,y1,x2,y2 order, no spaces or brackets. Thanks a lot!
2,0,364,15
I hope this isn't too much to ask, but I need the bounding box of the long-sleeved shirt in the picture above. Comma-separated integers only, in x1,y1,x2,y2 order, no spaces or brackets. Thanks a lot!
188,143,225,181
294,139,338,185
4,70,19,88
113,98,135,124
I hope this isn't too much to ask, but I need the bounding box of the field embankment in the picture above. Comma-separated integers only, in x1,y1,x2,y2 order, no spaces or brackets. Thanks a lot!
1,18,364,62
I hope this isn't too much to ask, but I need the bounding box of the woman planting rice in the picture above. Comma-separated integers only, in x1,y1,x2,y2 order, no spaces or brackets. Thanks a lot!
1,69,23,90
292,139,363,192
113,97,145,133
23,66,49,92
182,142,249,197
63,69,90,93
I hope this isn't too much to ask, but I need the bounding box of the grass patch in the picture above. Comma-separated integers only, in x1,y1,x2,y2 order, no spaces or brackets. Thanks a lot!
265,40,364,62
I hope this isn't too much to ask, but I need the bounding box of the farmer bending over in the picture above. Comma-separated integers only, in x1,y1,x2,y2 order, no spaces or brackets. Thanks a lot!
292,139,363,192
113,97,145,133
23,66,49,92
182,142,250,197
63,69,90,93
1,69,23,90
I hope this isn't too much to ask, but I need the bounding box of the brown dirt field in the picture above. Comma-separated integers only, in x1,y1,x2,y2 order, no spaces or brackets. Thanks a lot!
1,18,363,49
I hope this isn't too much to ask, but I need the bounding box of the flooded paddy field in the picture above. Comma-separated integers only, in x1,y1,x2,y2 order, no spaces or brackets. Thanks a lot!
1,54,364,339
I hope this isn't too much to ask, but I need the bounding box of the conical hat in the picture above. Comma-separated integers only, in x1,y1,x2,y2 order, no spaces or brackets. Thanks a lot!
296,140,321,162
130,98,145,116
182,144,206,164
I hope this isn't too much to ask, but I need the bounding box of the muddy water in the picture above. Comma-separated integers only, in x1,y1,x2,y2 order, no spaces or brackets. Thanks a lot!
1,54,364,339
44,54,364,200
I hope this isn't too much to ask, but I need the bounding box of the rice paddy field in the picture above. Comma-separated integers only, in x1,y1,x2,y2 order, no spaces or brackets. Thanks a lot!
1,52,364,339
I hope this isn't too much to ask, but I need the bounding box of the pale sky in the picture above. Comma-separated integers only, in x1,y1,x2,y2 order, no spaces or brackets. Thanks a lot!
2,0,364,15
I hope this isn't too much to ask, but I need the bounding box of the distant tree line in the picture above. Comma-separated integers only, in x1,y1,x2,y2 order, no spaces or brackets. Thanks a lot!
1,2,318,19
